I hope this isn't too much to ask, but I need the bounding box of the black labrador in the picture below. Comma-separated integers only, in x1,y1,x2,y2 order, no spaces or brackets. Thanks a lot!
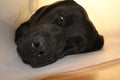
15,0,104,68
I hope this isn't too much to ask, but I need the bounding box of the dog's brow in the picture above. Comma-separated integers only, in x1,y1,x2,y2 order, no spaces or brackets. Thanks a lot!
37,1,76,19
38,1,64,19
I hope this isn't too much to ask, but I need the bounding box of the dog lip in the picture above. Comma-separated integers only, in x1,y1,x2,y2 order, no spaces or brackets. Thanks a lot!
32,50,48,57
30,56,57,68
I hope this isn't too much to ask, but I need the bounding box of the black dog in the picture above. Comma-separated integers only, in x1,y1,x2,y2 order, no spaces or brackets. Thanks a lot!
15,0,104,68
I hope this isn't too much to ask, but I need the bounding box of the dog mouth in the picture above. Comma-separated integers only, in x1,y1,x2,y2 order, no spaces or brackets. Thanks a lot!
29,51,57,68
17,46,56,68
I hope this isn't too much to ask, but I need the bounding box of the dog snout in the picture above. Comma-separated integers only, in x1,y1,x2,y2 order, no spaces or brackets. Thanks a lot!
31,36,49,57
32,36,46,49
16,24,66,67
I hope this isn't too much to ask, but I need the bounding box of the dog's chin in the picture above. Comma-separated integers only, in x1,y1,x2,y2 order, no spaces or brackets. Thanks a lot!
25,54,57,68
30,58,57,68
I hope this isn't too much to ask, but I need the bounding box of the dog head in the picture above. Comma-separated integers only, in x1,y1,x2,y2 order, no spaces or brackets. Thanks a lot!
15,0,104,68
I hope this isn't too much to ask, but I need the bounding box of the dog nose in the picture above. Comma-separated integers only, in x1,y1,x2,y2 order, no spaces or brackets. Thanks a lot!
32,36,48,56
32,37,45,49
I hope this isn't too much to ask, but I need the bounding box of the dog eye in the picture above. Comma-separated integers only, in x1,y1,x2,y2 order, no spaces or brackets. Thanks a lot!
57,15,66,26
59,16,64,21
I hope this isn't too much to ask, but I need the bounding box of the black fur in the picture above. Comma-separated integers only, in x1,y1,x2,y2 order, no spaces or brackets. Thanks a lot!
15,0,104,68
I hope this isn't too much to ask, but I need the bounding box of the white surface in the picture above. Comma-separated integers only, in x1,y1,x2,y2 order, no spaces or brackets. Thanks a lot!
0,0,120,80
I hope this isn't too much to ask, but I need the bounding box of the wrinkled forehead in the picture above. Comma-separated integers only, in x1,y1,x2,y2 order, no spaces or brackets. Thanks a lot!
44,1,88,18
30,1,88,25
44,1,77,11
39,1,80,16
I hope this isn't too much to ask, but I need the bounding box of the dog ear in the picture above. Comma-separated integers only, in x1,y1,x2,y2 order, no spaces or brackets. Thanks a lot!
89,34,104,52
